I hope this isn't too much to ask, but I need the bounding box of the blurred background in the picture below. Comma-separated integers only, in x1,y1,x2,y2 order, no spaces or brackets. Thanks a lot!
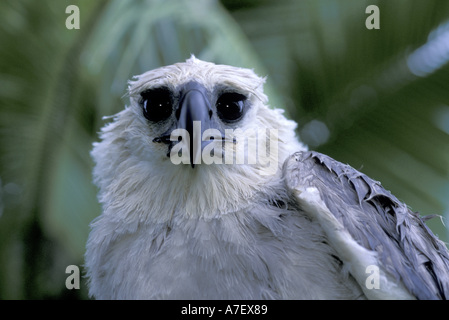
1,0,449,299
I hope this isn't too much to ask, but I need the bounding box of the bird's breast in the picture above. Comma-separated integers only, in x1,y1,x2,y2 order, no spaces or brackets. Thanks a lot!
86,201,364,299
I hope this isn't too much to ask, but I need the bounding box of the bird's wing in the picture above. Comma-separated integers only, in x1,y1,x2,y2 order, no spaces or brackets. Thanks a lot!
284,151,449,300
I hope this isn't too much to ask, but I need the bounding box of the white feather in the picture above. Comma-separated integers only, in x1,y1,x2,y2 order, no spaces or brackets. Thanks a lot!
293,186,415,300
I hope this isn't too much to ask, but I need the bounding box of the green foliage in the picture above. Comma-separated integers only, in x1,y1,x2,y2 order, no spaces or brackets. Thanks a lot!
0,0,448,299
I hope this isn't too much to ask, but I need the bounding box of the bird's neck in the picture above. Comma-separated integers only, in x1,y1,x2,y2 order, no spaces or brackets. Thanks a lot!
97,157,290,232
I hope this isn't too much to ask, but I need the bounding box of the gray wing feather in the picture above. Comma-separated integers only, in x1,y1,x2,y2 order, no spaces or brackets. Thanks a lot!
284,151,449,300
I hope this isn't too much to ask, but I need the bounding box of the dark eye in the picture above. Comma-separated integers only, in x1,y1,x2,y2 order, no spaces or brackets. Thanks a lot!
140,87,173,122
216,92,247,123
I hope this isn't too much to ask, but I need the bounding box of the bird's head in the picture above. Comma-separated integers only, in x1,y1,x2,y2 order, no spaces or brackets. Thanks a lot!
92,57,306,222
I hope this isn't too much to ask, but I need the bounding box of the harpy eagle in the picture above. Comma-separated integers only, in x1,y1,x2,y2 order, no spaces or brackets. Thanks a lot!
85,56,449,299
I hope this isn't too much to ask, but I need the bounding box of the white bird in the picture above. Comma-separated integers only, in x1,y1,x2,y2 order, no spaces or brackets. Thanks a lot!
85,56,449,299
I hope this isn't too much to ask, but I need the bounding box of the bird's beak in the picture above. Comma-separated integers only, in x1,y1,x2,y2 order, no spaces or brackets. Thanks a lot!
176,81,218,168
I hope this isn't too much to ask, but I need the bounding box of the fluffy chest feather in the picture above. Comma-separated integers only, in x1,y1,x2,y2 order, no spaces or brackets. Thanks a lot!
86,194,363,299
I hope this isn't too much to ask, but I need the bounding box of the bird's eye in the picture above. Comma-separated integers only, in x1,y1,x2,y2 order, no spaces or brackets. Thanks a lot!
140,87,173,122
216,92,247,123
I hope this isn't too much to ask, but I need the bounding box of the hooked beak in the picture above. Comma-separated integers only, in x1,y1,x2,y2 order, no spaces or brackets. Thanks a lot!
175,81,219,168
152,81,237,168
